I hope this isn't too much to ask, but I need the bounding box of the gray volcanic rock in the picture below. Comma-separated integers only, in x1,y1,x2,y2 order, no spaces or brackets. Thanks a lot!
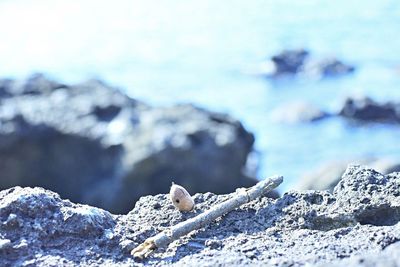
0,74,256,214
114,104,257,213
322,241,400,267
0,187,120,267
0,165,399,266
339,96,400,123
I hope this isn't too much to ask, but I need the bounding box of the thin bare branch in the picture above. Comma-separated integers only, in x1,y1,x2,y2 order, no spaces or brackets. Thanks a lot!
131,175,283,259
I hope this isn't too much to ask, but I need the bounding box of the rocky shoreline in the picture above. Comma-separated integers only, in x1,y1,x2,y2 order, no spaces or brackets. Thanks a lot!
0,74,257,214
1,74,399,266
0,165,399,266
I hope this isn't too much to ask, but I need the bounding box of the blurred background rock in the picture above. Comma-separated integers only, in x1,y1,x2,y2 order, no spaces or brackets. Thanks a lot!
0,75,257,213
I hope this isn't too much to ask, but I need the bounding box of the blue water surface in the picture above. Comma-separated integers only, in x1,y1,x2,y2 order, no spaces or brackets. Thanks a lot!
1,0,400,190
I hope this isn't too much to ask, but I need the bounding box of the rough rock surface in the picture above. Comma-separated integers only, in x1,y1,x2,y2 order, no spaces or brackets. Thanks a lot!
1,165,399,266
321,242,400,267
0,74,256,214
265,49,355,78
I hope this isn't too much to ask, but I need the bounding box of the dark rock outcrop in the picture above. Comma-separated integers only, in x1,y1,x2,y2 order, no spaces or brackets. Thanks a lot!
339,96,400,123
270,49,310,76
0,74,256,213
265,49,355,79
0,165,399,266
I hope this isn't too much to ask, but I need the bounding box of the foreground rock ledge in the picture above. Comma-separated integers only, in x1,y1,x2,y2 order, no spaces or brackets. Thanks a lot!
1,165,400,266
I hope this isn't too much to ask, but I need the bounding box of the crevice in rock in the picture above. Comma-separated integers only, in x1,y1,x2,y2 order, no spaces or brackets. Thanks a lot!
93,105,121,122
307,214,357,231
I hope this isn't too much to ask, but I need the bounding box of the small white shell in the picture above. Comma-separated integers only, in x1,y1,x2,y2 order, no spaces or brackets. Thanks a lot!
169,183,195,211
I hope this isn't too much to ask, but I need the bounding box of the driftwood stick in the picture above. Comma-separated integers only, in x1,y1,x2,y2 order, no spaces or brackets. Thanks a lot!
131,175,283,259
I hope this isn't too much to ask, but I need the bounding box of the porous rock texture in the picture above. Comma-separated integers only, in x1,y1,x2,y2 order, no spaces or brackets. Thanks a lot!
0,74,256,214
1,165,399,266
